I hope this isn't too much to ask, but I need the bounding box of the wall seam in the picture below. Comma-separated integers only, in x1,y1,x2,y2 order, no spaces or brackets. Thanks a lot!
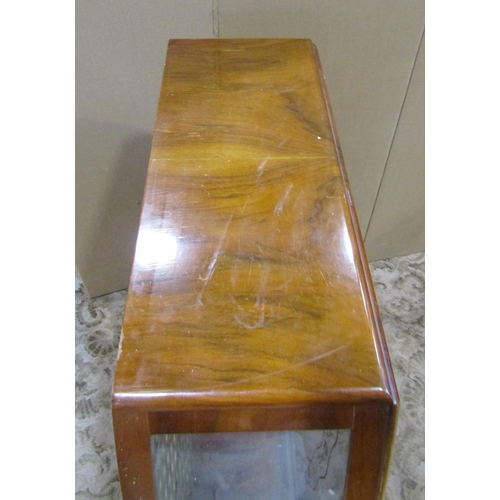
364,27,425,242
212,0,219,38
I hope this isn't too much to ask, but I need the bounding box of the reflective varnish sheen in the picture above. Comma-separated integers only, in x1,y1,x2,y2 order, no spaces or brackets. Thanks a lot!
112,39,398,500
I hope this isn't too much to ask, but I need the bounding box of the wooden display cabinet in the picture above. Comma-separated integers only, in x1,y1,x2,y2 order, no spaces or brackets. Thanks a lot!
112,39,398,500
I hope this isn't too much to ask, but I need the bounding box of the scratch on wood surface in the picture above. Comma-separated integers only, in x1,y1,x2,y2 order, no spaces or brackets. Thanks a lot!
196,214,232,305
210,345,348,390
274,183,293,217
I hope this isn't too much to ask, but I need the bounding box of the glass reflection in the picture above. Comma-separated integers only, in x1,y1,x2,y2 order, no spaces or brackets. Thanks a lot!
151,429,350,500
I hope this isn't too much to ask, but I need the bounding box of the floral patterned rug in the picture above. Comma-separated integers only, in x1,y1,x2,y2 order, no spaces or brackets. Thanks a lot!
75,252,424,499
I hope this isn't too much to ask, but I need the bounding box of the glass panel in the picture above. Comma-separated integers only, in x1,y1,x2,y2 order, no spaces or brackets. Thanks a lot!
151,429,350,500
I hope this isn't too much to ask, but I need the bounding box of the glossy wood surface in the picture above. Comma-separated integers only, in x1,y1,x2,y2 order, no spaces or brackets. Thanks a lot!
112,39,397,414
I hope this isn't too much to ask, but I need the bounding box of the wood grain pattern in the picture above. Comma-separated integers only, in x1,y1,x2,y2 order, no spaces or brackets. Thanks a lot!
148,404,354,435
112,39,398,500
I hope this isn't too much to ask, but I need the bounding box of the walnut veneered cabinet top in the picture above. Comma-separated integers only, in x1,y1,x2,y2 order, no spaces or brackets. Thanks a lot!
113,38,398,417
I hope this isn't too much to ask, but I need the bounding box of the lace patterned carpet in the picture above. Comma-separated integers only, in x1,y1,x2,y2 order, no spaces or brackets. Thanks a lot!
75,252,424,499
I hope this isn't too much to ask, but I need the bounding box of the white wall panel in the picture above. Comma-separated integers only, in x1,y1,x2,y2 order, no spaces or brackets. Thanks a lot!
365,33,425,261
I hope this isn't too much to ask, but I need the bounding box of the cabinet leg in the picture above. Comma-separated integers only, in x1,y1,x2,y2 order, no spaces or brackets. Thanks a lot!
113,409,156,500
344,404,396,500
